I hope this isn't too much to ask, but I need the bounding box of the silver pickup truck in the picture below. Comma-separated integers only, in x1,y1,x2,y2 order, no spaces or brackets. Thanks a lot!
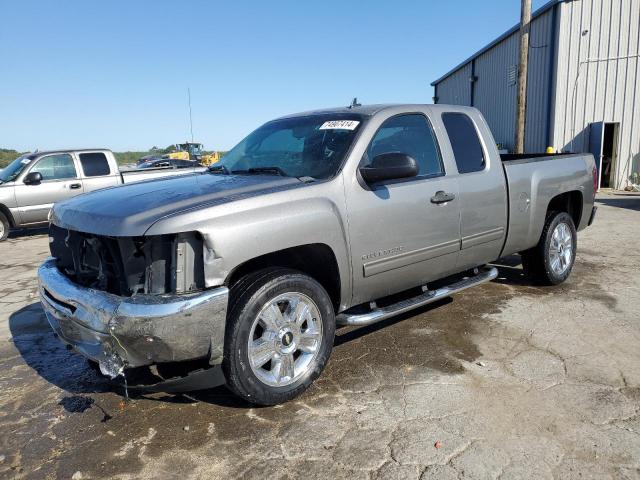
37,105,597,405
0,148,204,241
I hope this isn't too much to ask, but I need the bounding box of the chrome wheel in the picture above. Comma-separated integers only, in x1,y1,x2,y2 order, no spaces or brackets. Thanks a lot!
247,292,323,387
0,222,4,239
549,222,573,275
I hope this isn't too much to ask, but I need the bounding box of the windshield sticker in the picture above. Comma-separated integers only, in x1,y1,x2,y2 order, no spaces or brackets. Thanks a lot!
21,158,31,165
319,120,360,131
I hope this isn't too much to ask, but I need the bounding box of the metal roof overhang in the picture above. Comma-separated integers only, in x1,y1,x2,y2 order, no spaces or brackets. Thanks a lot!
431,0,566,86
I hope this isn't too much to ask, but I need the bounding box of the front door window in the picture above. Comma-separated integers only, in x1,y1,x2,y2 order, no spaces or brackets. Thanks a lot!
367,114,444,178
32,154,77,180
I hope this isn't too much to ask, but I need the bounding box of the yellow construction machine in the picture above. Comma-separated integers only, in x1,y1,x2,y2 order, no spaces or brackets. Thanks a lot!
164,142,221,166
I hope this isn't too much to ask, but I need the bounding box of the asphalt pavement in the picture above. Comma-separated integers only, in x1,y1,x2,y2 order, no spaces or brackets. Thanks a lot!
1,193,639,479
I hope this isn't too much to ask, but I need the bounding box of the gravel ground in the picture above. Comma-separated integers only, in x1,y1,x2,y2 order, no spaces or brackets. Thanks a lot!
0,193,639,479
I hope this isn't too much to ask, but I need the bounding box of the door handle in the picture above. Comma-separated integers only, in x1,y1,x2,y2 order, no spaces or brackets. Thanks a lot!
430,191,455,204
69,183,82,190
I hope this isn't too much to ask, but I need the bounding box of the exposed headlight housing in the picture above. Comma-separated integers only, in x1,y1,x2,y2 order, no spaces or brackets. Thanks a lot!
174,232,205,293
49,225,205,296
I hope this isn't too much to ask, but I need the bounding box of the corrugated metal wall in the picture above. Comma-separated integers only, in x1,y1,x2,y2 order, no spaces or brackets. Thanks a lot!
524,7,557,152
434,63,472,105
434,7,556,153
553,0,640,189
473,32,520,150
434,0,639,188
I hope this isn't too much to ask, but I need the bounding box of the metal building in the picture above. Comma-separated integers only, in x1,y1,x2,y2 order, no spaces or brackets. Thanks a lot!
432,0,640,190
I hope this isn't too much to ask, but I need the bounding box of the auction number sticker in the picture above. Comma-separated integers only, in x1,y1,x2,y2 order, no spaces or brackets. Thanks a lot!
319,120,360,130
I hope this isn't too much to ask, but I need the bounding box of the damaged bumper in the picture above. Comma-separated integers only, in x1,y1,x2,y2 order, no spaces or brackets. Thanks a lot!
37,258,229,376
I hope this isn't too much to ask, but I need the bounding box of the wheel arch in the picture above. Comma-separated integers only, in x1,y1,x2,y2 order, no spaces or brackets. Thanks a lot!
226,243,342,312
546,190,583,228
0,204,16,228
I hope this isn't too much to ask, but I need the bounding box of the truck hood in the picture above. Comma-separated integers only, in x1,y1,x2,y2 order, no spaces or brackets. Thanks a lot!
51,172,304,236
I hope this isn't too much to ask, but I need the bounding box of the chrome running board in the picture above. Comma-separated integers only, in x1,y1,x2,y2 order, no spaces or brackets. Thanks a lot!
336,266,498,327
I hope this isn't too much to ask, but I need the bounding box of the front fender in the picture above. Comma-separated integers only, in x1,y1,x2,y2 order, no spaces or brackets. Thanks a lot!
0,184,19,226
145,179,352,310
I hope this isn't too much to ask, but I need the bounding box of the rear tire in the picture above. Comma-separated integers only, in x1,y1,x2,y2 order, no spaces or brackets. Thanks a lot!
0,212,9,242
521,211,577,285
223,268,335,406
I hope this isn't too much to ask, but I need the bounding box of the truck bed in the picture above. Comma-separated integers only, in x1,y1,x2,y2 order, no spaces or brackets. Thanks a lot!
500,153,575,162
499,152,596,258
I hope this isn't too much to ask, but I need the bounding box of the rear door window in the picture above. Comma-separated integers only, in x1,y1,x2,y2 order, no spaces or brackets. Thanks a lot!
33,154,77,180
79,152,111,177
441,113,486,174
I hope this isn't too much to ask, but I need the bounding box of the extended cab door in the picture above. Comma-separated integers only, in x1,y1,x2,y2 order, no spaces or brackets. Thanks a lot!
14,153,84,225
440,111,508,271
346,112,461,305
77,151,121,192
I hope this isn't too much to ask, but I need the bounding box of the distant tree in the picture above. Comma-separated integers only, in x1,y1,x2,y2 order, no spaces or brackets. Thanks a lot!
0,148,25,168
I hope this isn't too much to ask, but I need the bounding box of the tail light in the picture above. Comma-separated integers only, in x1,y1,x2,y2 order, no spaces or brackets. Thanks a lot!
592,165,598,192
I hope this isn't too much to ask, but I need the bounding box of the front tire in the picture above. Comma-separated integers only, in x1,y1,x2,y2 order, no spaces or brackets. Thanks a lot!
521,211,577,285
223,268,335,406
0,212,9,242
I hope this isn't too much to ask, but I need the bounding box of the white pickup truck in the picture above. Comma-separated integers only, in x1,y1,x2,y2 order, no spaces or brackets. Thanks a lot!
0,148,205,240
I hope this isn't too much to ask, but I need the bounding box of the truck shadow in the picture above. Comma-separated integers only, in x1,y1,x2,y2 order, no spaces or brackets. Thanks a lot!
8,302,112,395
490,254,533,287
334,297,453,347
8,226,48,239
7,302,250,408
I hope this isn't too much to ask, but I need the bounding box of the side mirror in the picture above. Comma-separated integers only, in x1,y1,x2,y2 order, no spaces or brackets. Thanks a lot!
24,171,43,185
359,153,419,184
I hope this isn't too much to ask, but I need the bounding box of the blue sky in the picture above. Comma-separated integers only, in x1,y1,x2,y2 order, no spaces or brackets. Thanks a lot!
1,0,547,152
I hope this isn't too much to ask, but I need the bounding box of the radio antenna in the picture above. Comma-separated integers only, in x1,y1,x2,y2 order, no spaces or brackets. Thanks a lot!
188,88,194,142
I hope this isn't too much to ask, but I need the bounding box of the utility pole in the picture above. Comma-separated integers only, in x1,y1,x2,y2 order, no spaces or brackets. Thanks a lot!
515,0,531,154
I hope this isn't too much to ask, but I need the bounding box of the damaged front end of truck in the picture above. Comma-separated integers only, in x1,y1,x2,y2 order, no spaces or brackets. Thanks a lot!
38,224,228,391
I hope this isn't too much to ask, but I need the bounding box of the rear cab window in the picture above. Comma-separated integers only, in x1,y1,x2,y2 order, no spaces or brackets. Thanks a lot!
79,152,111,177
441,112,486,174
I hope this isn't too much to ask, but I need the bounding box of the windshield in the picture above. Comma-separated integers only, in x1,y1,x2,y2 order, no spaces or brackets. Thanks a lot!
189,144,203,156
178,143,203,156
0,155,33,183
216,114,364,179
